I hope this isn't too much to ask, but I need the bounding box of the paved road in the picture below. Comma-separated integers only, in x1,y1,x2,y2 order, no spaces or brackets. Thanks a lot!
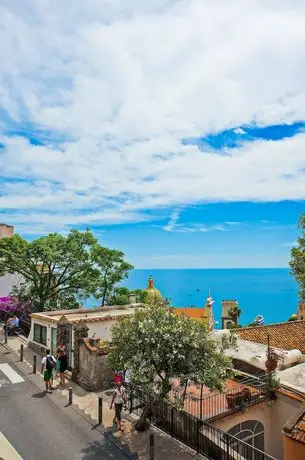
0,350,129,460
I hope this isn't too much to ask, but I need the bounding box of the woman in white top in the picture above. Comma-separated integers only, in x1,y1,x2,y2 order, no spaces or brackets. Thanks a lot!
110,381,127,431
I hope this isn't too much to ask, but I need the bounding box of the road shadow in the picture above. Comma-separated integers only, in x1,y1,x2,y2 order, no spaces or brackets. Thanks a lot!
80,439,137,460
32,391,47,398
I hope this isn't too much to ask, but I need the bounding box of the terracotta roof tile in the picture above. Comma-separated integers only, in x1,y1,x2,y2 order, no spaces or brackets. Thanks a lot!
175,307,209,320
284,403,305,443
236,320,305,353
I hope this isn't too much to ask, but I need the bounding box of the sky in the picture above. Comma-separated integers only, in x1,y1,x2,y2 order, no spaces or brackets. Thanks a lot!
0,0,305,268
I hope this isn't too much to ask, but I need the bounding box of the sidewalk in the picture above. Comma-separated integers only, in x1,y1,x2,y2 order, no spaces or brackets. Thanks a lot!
1,328,205,460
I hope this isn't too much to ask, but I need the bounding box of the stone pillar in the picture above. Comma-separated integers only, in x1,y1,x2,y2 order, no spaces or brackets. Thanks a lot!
56,315,73,368
72,320,89,382
56,316,71,349
129,293,136,304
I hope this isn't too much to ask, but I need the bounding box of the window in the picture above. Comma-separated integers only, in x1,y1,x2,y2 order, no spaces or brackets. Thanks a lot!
33,323,47,345
228,420,264,459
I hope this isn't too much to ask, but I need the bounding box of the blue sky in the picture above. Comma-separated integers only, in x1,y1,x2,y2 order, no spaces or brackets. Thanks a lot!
1,0,305,268
93,201,302,268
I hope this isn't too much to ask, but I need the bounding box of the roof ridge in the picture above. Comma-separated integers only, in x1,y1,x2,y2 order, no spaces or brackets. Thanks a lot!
238,320,305,331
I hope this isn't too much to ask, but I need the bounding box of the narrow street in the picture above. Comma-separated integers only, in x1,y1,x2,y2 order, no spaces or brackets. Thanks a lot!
0,347,129,460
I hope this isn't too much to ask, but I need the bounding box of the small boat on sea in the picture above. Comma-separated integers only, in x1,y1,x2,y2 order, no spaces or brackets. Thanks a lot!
255,315,264,326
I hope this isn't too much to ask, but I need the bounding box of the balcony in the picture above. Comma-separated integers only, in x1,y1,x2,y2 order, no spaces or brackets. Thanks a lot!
170,373,269,421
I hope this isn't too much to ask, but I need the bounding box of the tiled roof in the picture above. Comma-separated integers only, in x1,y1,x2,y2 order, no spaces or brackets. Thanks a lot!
236,320,305,353
175,307,209,320
284,403,305,443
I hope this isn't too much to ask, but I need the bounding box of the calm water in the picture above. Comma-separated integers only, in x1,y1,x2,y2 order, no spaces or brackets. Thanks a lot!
124,269,298,327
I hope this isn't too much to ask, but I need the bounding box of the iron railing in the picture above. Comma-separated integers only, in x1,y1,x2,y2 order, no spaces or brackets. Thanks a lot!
125,385,276,460
168,375,268,421
19,318,31,337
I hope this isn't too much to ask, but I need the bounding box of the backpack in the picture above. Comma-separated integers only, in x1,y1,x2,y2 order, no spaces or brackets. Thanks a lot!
46,355,55,371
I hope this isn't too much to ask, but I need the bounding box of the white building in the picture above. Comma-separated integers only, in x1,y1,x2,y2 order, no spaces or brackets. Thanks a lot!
28,304,140,365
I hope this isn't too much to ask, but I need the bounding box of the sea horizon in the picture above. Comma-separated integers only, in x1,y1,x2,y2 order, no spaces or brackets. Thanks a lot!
124,268,298,327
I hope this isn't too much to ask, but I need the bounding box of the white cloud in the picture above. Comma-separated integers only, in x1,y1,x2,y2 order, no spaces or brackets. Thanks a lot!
163,211,236,233
163,210,181,231
1,0,305,232
234,128,246,135
282,241,297,248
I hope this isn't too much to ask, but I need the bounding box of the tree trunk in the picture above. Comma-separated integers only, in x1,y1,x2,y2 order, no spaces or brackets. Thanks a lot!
135,402,154,431
101,276,108,306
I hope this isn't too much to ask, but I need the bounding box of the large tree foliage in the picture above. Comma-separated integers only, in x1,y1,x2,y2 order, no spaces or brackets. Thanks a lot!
290,214,305,302
107,287,147,306
109,302,235,429
0,229,134,312
0,230,98,311
92,246,134,306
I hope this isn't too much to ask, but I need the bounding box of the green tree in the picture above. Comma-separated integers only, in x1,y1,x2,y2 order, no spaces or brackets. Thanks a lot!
92,247,134,306
227,322,242,329
228,304,242,324
107,287,131,306
133,289,148,303
107,287,148,306
109,302,235,430
0,230,99,312
290,214,305,301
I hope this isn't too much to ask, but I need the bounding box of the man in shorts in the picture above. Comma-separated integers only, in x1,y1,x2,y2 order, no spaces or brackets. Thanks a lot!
40,349,56,393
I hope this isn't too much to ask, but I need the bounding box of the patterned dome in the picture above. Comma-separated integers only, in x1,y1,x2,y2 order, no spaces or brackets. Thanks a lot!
143,276,163,302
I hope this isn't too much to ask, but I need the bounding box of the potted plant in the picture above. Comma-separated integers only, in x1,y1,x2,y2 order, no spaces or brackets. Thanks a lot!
265,348,280,372
226,388,251,409
266,375,280,400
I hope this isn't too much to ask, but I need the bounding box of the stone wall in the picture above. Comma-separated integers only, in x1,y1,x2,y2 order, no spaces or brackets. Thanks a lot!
76,337,113,391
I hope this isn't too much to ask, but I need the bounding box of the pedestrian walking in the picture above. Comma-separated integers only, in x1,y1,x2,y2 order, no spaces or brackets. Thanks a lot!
56,344,65,376
40,349,56,393
114,370,123,384
58,349,68,386
124,368,131,385
110,381,127,431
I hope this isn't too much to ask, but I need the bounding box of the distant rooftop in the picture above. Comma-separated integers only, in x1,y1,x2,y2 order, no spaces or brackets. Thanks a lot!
279,363,305,394
0,223,14,238
31,304,142,324
226,338,302,371
236,320,305,353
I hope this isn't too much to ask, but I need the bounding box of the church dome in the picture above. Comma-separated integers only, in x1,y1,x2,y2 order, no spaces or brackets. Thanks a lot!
143,276,163,302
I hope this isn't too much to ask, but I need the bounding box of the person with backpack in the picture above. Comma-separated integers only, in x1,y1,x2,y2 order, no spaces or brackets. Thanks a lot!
40,349,56,393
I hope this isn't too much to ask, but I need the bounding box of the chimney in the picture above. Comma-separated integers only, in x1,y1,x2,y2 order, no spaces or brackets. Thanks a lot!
129,293,136,305
0,224,14,239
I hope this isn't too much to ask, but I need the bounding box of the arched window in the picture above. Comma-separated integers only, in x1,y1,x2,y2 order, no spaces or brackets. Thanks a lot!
228,420,264,459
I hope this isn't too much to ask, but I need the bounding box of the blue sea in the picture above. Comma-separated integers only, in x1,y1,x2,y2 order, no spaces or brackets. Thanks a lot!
124,269,299,327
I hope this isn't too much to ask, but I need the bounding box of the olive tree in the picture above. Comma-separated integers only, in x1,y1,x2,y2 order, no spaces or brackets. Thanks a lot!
109,301,235,430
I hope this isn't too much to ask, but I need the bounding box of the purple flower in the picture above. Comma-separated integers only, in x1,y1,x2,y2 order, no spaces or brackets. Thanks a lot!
0,296,32,316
